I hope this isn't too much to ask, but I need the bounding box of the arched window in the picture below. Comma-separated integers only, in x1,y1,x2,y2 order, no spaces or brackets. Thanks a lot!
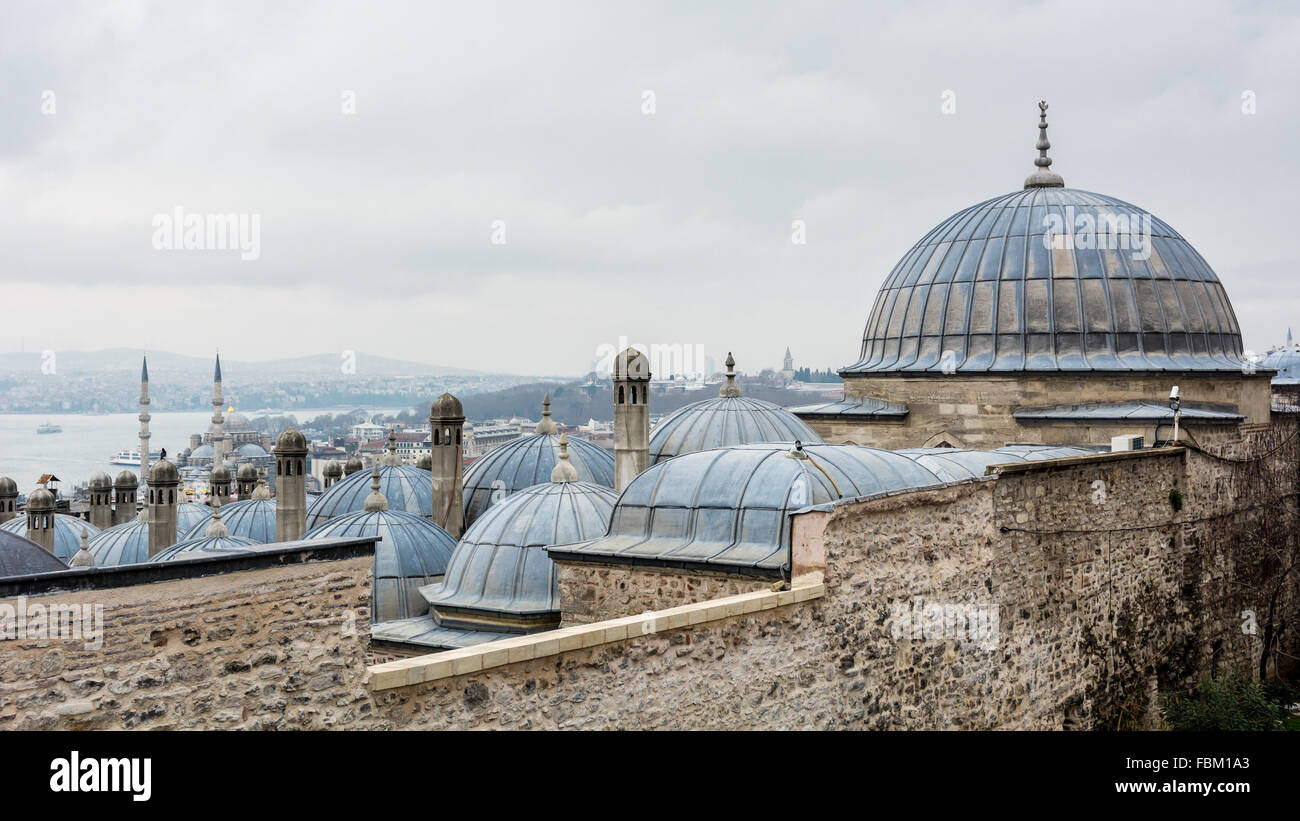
631,386,638,404
434,430,441,446
456,429,461,445
298,459,304,474
618,385,625,404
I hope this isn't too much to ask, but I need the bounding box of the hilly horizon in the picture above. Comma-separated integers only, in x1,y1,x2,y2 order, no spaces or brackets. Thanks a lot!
0,348,565,379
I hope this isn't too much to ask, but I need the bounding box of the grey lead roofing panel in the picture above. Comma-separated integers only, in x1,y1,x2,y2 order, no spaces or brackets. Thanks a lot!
843,188,1247,374
0,529,68,577
1012,401,1243,423
787,397,909,419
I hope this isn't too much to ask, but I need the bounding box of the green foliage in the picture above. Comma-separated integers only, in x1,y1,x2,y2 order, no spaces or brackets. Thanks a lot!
1168,487,1184,512
1162,678,1290,731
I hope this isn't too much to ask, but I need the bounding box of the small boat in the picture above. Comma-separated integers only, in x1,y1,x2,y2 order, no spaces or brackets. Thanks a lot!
36,422,62,434
110,448,162,466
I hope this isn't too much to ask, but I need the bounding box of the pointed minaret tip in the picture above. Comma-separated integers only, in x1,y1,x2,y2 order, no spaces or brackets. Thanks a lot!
214,350,222,383
1023,100,1065,189
141,354,149,383
719,352,742,398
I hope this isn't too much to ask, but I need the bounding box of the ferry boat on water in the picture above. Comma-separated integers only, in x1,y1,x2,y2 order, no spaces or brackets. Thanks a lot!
110,448,162,466
36,422,62,434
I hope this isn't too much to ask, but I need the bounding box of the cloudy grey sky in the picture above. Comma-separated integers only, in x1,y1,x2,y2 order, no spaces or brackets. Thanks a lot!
2,0,1297,376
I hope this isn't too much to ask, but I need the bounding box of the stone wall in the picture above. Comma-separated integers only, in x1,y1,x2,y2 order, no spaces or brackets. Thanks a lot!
806,370,1272,448
0,556,372,730
554,562,775,626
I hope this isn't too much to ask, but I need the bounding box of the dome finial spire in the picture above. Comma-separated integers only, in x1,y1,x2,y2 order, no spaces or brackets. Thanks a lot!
205,497,229,538
550,433,579,482
363,465,389,511
536,392,558,435
719,352,742,398
380,428,400,466
1023,100,1065,189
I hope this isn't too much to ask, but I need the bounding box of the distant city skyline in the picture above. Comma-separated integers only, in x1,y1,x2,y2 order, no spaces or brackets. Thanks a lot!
2,1,1296,376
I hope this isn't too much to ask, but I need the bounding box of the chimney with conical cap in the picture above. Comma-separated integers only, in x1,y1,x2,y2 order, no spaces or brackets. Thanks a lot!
612,347,650,491
429,393,465,538
274,428,308,542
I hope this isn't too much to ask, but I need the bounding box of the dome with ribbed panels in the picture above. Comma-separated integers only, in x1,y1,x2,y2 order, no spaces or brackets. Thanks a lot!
1,515,101,563
305,509,457,624
86,520,152,566
424,481,618,629
181,498,276,543
304,465,432,531
1263,338,1300,385
554,444,945,572
844,186,1246,374
649,397,823,463
174,502,213,534
148,535,259,562
461,434,614,529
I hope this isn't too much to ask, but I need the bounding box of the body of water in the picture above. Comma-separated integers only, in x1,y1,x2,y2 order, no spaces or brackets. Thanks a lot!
0,408,405,494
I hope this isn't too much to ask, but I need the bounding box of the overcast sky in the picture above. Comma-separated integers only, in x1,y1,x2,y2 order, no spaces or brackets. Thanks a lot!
1,0,1296,377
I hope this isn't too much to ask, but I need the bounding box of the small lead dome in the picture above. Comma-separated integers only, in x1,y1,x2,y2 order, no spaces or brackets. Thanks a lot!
114,470,138,488
430,392,464,418
423,481,618,638
149,459,179,484
275,428,307,451
648,353,823,463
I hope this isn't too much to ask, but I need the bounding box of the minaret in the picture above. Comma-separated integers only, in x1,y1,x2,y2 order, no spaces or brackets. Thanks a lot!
0,477,18,524
25,483,57,554
138,354,152,486
1023,100,1065,189
112,470,138,525
536,393,558,435
719,352,742,398
210,351,228,469
147,457,180,557
274,428,308,542
429,393,465,538
782,347,794,382
612,347,650,491
88,472,114,529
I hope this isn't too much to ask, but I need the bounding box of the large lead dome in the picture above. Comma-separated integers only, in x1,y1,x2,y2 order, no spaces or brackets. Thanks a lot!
846,103,1245,375
844,187,1244,374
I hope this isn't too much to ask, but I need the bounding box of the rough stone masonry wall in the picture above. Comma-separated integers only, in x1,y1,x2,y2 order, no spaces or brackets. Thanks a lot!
809,370,1273,449
555,562,775,627
0,557,372,730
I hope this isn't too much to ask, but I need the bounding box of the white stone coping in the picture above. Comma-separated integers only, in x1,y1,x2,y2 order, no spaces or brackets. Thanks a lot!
366,582,825,691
